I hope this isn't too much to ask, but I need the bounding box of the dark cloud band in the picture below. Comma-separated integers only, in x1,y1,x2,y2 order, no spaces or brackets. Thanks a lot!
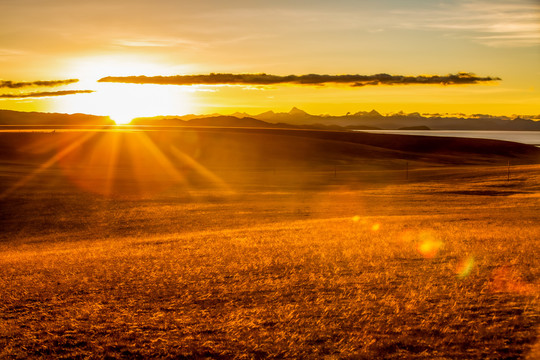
98,72,500,87
0,90,94,99
0,79,79,89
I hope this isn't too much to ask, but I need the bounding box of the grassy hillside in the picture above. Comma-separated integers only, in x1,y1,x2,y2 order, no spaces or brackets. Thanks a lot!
2,126,539,166
0,160,539,359
1,127,538,199
0,129,539,359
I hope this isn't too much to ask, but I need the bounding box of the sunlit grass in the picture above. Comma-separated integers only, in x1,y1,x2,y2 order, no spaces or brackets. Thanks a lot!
0,165,539,359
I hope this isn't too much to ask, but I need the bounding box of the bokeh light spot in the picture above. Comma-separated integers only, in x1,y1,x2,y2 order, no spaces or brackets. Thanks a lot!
416,231,443,258
488,266,535,295
456,255,475,278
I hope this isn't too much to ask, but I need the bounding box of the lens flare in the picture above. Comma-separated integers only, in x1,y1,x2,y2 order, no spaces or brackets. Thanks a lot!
352,215,360,222
371,223,381,231
456,255,475,278
50,129,227,198
416,231,443,258
488,266,535,295
0,131,97,199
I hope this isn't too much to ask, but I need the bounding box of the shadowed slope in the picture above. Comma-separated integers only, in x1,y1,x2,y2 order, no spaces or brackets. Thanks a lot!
1,127,539,168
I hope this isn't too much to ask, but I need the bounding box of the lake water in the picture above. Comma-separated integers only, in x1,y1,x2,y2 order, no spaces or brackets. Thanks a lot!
360,130,540,146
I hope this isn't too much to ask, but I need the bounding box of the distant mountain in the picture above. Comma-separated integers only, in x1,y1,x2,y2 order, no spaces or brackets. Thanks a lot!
131,115,377,131
288,107,310,116
230,111,251,118
131,115,289,128
1,108,539,131
355,109,383,118
0,109,114,126
245,108,540,131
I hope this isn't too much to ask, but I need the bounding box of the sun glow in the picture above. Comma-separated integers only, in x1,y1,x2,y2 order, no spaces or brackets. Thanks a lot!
52,56,196,124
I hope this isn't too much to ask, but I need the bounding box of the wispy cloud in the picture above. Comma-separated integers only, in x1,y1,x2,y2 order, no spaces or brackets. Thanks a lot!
112,38,200,48
396,0,540,47
98,73,500,87
0,48,27,57
0,90,94,99
0,79,79,88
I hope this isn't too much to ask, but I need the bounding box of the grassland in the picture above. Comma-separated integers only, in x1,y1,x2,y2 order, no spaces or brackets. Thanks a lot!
0,129,539,359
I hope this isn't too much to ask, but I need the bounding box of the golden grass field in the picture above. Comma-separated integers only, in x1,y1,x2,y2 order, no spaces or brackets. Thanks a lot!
0,129,539,359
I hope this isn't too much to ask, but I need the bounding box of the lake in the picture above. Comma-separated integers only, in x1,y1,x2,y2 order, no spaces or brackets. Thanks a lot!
360,130,540,146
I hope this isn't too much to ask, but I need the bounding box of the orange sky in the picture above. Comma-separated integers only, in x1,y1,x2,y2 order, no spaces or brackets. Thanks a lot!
1,0,539,123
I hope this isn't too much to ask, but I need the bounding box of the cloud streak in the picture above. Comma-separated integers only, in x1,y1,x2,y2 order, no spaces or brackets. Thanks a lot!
0,90,94,99
0,79,79,89
395,0,540,47
99,73,500,87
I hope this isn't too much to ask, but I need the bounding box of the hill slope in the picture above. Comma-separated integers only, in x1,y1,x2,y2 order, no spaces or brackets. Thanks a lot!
0,109,114,126
1,127,539,168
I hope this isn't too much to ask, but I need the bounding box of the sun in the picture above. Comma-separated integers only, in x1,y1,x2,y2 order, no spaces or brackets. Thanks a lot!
95,82,188,125
51,55,195,123
112,114,134,126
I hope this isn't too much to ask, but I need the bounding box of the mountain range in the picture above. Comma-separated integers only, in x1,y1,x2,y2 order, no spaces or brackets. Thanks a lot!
1,108,540,131
133,107,540,131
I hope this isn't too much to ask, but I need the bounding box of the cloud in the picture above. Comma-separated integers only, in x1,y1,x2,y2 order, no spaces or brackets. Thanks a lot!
0,79,79,88
0,90,94,99
98,72,500,87
112,38,200,48
395,0,540,47
0,48,27,57
350,73,501,87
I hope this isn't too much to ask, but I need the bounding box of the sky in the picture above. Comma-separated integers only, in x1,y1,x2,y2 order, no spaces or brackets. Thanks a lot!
0,0,539,123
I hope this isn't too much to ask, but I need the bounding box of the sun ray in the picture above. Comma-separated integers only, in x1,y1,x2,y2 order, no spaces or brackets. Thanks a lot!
169,145,233,193
43,130,196,198
104,131,120,197
132,132,186,182
0,131,97,200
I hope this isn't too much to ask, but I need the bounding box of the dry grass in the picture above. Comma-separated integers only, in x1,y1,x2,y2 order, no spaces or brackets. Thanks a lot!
0,147,539,358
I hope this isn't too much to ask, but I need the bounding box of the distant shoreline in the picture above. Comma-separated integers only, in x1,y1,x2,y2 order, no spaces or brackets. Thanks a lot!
360,129,540,146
